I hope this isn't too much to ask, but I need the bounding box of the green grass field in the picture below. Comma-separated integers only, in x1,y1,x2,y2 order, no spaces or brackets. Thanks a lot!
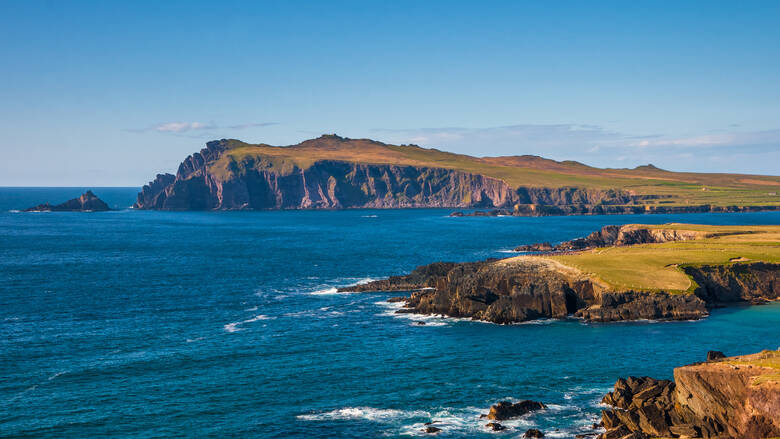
541,225,780,293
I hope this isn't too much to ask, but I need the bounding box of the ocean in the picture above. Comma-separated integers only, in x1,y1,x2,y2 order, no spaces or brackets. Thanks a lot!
1,187,779,438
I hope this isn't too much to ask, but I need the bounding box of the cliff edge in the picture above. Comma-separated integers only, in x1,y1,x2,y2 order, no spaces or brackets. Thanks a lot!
599,350,780,439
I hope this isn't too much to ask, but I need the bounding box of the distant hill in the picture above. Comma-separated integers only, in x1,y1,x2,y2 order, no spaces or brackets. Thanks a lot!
134,134,780,213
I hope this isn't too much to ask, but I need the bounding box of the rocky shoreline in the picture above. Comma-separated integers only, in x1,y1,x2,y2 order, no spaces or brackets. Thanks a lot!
340,225,780,324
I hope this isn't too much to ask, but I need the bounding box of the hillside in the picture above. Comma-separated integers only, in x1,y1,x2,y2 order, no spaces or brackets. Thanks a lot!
135,134,780,211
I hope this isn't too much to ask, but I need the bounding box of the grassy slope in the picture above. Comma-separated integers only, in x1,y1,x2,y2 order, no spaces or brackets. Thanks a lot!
540,224,780,292
208,135,780,207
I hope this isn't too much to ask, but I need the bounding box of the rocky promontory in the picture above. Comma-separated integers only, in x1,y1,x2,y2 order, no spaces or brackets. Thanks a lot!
598,350,780,439
340,224,780,323
24,191,110,212
134,136,780,213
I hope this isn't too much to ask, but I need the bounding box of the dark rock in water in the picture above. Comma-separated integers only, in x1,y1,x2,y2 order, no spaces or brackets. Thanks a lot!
413,321,426,326
707,350,726,361
513,242,554,252
485,422,506,431
449,209,513,217
485,400,546,420
523,428,544,438
24,191,110,212
423,425,441,434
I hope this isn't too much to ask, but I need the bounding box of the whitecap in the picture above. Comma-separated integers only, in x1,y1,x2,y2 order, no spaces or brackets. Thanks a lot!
223,314,273,332
8,210,20,213
361,214,379,218
497,249,519,253
308,287,341,295
297,406,428,422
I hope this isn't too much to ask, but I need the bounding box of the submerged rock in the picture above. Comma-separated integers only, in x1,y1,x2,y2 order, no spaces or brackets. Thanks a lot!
485,422,506,431
24,191,110,212
423,425,441,434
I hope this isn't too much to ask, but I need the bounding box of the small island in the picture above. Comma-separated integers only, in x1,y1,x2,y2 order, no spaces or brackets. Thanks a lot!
24,190,111,212
341,224,780,323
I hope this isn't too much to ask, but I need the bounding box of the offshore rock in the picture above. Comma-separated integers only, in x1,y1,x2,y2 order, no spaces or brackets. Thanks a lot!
484,400,547,421
24,191,110,212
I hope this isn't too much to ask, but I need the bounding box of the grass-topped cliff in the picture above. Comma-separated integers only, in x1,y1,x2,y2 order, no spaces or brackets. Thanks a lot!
343,224,780,324
541,224,780,293
136,135,780,211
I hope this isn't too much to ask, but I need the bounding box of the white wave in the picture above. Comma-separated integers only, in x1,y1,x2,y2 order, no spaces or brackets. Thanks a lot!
376,300,493,327
223,314,273,332
186,337,204,343
8,210,20,213
244,306,258,311
308,287,341,295
497,249,519,253
297,406,428,422
307,277,377,295
361,214,379,218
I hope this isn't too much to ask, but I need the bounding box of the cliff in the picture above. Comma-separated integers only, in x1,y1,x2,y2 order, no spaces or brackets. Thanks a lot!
24,191,110,212
340,224,780,323
599,350,780,439
134,136,780,211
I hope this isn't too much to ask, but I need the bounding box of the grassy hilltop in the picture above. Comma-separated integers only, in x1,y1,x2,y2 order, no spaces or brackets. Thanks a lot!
209,135,780,208
530,224,780,293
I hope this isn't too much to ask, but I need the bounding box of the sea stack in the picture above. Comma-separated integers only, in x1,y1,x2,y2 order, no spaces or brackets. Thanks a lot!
24,190,111,212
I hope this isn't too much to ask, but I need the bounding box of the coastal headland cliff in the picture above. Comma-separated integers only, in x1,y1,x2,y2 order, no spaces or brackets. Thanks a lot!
598,350,780,439
134,135,780,213
340,224,780,324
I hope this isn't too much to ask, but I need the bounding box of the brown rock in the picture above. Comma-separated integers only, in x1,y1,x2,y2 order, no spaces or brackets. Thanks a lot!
523,428,544,438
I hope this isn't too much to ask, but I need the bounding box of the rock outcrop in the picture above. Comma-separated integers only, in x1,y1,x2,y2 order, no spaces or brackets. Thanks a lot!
482,400,547,420
599,350,780,439
24,191,110,212
341,254,778,324
341,256,719,323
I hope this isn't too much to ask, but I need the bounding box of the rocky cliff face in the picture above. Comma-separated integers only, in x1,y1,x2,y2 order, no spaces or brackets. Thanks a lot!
599,350,780,439
515,224,709,252
134,139,635,211
24,191,110,212
341,258,778,324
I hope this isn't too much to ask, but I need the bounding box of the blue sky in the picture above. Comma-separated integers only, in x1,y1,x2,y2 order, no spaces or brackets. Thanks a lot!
1,1,779,185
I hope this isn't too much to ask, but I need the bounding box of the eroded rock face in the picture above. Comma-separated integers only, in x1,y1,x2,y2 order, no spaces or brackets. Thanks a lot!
683,263,780,304
599,351,780,439
24,191,110,212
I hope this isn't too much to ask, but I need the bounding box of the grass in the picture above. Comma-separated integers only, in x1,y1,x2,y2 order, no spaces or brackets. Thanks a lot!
200,135,780,207
725,350,780,385
536,224,780,293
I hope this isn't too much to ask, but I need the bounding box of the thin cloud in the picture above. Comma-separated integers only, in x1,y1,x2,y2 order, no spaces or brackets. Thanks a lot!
155,122,216,133
127,121,276,134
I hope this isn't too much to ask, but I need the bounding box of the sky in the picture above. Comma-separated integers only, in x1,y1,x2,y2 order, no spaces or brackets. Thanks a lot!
1,0,779,186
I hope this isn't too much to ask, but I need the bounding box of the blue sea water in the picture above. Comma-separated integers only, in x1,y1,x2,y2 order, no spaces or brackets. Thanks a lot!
1,187,779,438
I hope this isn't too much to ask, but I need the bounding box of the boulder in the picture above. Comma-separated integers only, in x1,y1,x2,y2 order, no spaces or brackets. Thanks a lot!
485,422,506,431
523,428,544,438
486,400,546,420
